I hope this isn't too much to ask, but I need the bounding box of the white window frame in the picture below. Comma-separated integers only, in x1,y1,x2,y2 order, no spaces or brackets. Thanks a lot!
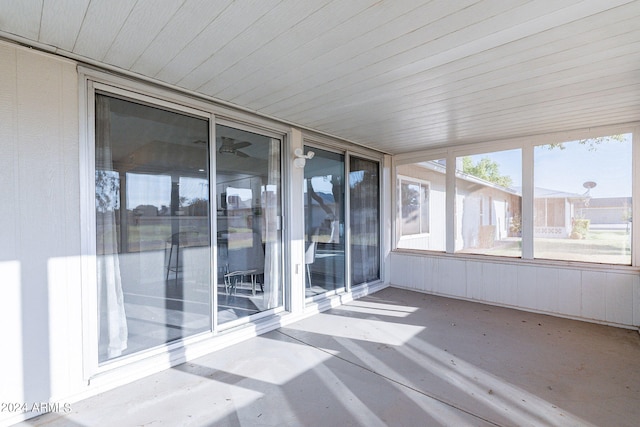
392,123,640,269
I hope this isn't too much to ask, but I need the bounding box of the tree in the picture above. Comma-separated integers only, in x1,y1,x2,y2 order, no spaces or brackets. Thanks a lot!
462,157,513,188
545,135,625,151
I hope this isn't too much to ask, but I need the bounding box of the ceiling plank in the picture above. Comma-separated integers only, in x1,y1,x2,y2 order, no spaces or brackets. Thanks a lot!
155,0,281,85
73,0,136,60
103,0,184,70
130,0,234,78
0,0,42,40
40,0,89,51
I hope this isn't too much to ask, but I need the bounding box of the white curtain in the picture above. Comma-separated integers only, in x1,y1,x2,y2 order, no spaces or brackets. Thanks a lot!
263,139,281,309
96,95,128,360
350,158,380,285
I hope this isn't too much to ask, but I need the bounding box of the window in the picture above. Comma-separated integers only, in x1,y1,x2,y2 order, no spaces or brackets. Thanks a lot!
395,129,635,266
399,178,430,236
396,160,446,251
534,134,632,264
303,146,345,296
455,149,522,257
215,124,283,324
95,93,212,363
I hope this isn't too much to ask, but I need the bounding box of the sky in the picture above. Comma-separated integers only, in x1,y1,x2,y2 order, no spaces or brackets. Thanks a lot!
123,134,633,209
463,133,632,198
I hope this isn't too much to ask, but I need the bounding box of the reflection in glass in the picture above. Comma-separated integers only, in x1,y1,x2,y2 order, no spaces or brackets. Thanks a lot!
454,150,522,257
95,94,211,363
396,160,446,251
350,157,380,285
216,125,282,324
304,147,345,296
534,134,632,264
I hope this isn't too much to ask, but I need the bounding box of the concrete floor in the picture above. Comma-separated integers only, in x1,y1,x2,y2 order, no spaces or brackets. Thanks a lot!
19,287,640,427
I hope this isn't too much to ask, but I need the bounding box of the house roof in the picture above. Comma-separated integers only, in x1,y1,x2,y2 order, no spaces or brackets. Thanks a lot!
1,1,639,154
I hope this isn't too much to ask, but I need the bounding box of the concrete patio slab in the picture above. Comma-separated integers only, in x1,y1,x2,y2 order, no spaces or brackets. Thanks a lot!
18,287,640,427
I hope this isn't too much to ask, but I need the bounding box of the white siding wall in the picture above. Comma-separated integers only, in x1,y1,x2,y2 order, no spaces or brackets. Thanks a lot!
0,42,83,425
390,252,640,328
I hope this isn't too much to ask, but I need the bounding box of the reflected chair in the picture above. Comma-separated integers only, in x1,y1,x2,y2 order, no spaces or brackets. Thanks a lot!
305,241,317,288
224,231,265,295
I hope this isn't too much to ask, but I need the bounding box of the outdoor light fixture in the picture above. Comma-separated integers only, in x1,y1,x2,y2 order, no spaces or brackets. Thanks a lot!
294,147,314,168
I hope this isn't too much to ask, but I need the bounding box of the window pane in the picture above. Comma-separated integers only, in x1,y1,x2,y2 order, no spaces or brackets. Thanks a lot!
401,182,421,235
95,94,211,363
350,156,380,286
420,185,430,234
534,134,632,264
455,149,522,257
396,160,445,251
216,125,282,324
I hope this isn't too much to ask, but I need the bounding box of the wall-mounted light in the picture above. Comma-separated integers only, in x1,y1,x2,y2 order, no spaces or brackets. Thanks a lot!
294,147,315,168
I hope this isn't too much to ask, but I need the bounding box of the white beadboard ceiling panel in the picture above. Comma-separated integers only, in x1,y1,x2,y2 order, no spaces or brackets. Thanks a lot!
0,0,639,154
102,0,184,70
40,0,90,51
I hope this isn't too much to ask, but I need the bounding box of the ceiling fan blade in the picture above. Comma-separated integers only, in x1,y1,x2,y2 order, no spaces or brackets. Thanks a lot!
235,150,249,158
233,141,251,149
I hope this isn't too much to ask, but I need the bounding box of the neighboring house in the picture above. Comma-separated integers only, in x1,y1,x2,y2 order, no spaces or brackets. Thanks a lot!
397,160,522,251
577,197,632,227
532,188,587,238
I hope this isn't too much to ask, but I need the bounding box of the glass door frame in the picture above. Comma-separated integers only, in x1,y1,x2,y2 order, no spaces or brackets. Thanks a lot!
347,150,384,289
214,117,289,331
80,70,292,378
302,138,384,301
82,80,218,375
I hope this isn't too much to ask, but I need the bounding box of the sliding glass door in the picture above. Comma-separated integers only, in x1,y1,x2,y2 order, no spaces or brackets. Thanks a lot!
95,93,211,363
216,124,282,324
303,147,346,296
94,93,285,362
350,156,380,285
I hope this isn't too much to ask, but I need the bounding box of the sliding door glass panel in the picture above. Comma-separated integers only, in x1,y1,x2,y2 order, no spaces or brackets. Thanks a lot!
304,147,345,296
454,149,522,257
95,93,211,363
216,125,282,324
350,156,380,285
534,134,632,264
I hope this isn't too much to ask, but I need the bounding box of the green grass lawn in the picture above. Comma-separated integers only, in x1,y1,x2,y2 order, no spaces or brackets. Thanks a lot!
466,229,631,264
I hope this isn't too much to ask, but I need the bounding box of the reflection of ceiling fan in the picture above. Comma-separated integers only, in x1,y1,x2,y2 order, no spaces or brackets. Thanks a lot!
219,137,251,158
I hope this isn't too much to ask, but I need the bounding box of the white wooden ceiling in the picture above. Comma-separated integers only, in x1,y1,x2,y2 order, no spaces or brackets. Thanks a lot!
1,0,639,154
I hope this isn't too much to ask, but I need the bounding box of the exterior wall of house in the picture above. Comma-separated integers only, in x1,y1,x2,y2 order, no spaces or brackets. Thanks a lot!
390,252,640,329
0,42,85,424
454,181,520,251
